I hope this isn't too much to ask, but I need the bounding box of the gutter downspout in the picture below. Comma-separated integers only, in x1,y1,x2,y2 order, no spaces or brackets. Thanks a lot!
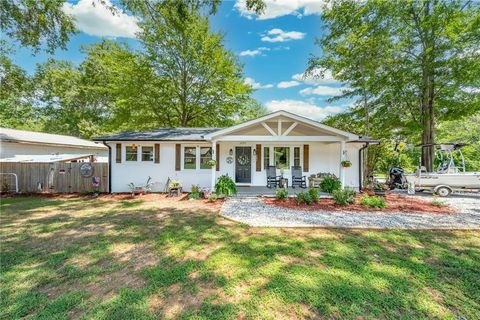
359,142,369,190
102,141,112,193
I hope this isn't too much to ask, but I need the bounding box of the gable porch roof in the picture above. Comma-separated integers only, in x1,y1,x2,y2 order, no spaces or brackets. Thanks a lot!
203,110,359,140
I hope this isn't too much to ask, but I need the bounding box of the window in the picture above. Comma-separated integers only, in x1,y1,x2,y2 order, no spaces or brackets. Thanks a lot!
125,146,137,161
274,147,290,169
142,146,154,161
200,147,212,169
294,147,300,167
184,147,196,169
264,146,270,169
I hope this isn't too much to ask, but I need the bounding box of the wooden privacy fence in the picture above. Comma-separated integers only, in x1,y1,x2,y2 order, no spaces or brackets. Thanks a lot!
0,162,109,193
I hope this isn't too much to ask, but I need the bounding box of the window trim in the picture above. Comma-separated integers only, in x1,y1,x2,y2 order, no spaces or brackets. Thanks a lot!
263,146,270,169
141,146,154,162
125,145,138,162
183,146,197,170
274,146,290,170
199,146,213,170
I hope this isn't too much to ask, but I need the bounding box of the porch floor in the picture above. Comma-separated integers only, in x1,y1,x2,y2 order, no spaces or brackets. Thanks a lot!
235,186,331,198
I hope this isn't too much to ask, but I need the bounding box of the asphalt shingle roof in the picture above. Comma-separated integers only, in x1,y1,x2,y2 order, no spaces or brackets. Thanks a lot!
93,128,222,141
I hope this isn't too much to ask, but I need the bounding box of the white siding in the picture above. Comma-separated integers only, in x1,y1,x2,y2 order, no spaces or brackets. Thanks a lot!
214,141,362,190
109,141,364,193
109,142,211,192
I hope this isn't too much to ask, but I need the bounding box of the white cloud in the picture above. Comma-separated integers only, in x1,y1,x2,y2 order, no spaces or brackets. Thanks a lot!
299,85,343,96
235,0,326,20
63,0,140,38
265,99,343,121
277,81,301,89
261,28,306,43
292,68,338,85
244,77,274,89
239,47,270,57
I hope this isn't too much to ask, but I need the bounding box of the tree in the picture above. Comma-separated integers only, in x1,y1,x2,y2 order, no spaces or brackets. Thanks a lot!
0,48,38,129
139,1,252,127
0,0,76,53
310,0,480,171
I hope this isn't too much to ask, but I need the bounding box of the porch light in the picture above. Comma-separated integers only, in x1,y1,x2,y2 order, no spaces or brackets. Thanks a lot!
229,148,233,155
253,149,256,156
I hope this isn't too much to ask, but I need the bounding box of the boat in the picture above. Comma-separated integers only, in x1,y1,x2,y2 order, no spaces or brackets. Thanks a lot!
392,143,480,196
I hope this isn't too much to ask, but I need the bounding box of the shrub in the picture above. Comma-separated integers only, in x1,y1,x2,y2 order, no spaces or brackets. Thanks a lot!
208,193,218,202
332,188,356,205
275,188,288,200
296,192,313,205
320,176,341,193
215,175,237,197
360,195,387,208
308,188,319,203
430,199,448,207
188,184,201,200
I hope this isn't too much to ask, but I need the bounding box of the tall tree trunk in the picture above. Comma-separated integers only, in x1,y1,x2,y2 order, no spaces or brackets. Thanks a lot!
420,0,436,172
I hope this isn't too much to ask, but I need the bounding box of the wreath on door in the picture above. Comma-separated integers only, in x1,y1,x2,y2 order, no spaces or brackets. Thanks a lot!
237,154,250,166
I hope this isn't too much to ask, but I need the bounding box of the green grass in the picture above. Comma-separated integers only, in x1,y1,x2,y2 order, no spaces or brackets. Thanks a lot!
1,195,479,319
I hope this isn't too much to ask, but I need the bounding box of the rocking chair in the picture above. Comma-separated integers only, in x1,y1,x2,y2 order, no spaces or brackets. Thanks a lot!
266,166,281,188
291,166,307,188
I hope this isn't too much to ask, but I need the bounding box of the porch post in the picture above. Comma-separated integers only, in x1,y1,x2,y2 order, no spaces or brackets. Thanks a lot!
339,140,345,188
211,140,217,190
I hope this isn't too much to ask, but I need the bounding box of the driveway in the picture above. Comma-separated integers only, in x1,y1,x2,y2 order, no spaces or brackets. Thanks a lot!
221,192,480,229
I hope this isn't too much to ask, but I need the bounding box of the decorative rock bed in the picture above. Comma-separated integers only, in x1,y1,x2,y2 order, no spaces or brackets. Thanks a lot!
221,193,480,229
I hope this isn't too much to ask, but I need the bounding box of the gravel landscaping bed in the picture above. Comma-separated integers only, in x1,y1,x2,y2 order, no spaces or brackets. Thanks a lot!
221,193,480,229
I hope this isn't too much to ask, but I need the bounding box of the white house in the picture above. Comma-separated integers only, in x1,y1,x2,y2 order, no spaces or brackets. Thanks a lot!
0,128,108,163
94,110,377,193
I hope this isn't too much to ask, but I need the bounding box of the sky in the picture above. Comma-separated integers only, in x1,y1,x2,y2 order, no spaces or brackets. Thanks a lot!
8,0,353,121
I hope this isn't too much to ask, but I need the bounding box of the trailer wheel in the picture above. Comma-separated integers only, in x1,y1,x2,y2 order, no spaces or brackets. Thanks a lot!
435,186,451,197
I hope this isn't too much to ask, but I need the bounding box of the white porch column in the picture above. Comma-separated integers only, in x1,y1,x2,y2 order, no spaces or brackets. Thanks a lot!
211,140,217,190
339,140,346,189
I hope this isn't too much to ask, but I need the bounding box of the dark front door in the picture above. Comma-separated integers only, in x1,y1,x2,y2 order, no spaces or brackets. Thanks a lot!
235,147,251,183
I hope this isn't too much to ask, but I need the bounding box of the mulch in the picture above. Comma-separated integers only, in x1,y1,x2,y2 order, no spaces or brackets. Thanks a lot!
264,192,455,214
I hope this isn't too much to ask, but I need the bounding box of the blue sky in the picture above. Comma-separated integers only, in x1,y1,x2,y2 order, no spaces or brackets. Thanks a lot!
7,0,352,121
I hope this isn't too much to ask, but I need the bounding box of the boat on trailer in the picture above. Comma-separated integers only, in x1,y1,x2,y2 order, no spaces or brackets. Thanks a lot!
392,143,480,197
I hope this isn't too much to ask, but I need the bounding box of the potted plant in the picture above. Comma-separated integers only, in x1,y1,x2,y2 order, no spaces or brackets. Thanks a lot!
341,160,352,168
215,175,237,197
168,179,182,197
206,159,217,168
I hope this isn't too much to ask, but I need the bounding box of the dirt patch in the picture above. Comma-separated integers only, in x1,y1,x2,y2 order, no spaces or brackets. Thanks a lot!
148,281,220,319
265,193,455,214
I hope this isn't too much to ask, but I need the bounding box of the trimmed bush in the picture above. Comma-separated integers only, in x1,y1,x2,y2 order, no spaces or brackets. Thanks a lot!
208,193,218,202
360,195,387,208
308,188,320,203
296,192,313,205
275,188,288,200
332,188,356,205
320,176,341,193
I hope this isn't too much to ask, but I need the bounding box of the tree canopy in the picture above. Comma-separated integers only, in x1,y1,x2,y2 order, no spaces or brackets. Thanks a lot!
1,1,266,137
310,0,480,171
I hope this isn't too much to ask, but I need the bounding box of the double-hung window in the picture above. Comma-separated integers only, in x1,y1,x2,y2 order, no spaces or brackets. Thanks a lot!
184,147,197,169
200,147,212,169
126,146,137,161
294,147,300,167
142,146,154,161
263,146,270,169
274,147,290,169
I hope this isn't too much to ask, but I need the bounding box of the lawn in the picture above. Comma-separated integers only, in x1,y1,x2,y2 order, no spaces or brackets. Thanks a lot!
1,195,479,319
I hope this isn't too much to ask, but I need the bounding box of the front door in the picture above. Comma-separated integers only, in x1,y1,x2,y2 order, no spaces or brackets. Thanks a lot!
235,147,251,183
